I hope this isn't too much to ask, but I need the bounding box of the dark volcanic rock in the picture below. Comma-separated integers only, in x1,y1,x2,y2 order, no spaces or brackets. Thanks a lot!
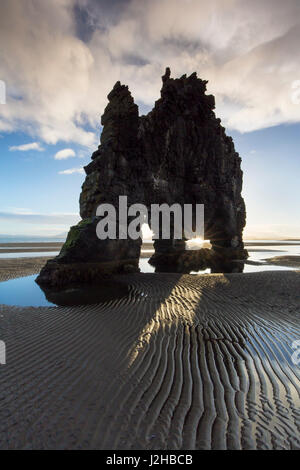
36,69,247,288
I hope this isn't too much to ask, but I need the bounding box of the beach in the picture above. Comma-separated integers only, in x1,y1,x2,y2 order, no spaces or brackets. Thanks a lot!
0,252,299,449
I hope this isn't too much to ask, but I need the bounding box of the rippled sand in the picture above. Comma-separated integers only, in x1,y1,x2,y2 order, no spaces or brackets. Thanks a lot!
0,258,299,449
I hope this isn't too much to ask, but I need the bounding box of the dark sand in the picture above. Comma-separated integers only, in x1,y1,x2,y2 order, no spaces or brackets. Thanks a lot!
0,242,154,256
244,242,300,247
264,256,300,268
0,249,62,254
0,242,63,248
0,257,299,449
0,257,52,282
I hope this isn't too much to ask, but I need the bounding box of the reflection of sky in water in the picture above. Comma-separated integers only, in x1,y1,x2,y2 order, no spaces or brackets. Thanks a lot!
0,242,299,307
244,323,300,371
247,244,300,260
140,258,294,274
0,242,298,266
244,244,299,272
139,258,155,273
0,251,59,259
139,258,210,274
0,274,54,307
139,243,299,274
0,246,60,250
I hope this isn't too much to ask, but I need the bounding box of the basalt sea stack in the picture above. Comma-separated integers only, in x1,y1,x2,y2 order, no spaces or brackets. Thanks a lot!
37,68,247,287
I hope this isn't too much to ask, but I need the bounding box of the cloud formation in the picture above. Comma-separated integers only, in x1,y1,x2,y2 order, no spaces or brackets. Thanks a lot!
0,210,80,225
0,0,300,147
54,148,76,160
9,142,44,152
58,167,84,175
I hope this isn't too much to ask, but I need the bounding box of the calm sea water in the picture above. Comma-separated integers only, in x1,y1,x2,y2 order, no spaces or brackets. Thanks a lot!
0,237,65,243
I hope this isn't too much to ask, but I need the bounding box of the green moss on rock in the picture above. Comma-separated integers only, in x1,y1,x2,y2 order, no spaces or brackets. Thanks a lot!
59,218,93,255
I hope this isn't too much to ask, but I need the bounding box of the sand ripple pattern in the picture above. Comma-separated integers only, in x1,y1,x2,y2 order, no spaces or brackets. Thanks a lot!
0,257,50,282
0,270,300,449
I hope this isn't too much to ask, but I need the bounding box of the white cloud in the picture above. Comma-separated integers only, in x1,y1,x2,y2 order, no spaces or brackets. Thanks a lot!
5,207,35,215
244,224,300,240
58,167,85,175
0,0,300,143
54,148,76,160
9,142,44,152
0,209,80,237
0,210,80,225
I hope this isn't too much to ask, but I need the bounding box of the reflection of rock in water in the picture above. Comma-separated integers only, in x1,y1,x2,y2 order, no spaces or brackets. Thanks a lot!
149,248,244,273
210,258,244,273
40,278,130,307
37,68,247,288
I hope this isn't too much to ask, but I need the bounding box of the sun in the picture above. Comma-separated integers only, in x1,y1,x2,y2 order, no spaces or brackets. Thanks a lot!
185,238,211,250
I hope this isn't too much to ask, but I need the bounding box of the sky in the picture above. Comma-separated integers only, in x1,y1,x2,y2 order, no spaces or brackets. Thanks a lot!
0,0,299,239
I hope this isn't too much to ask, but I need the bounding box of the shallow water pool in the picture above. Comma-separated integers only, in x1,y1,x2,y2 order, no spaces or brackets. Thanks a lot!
0,275,55,307
0,258,295,308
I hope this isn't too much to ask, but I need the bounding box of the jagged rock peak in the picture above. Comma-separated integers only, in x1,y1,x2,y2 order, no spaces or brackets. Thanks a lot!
36,68,247,288
100,79,139,149
162,66,171,82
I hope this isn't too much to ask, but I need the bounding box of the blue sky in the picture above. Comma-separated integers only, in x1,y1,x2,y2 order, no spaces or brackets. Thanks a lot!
232,124,300,238
0,132,86,236
0,0,299,239
0,122,299,239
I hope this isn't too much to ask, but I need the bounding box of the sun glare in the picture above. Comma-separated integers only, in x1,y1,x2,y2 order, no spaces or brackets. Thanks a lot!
185,238,211,250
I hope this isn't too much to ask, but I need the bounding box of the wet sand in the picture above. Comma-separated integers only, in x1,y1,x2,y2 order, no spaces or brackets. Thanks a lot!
0,257,299,449
0,257,52,282
245,242,300,247
0,242,63,249
265,256,300,268
0,242,153,257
